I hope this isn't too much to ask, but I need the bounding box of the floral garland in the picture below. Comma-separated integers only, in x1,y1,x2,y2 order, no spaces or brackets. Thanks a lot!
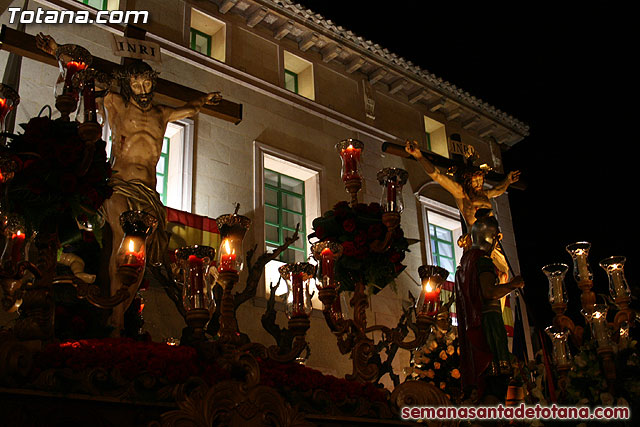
310,201,409,293
1,116,112,232
405,327,462,403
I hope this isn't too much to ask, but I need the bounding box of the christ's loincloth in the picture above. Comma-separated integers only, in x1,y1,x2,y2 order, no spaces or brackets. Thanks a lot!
102,176,168,265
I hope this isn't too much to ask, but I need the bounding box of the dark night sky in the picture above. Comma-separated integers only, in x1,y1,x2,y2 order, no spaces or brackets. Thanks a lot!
295,2,637,328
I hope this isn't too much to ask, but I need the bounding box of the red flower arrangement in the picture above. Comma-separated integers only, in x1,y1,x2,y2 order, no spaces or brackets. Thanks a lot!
1,116,112,231
311,201,409,293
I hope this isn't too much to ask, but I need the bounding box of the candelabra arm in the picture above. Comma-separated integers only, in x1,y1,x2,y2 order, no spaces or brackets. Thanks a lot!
53,275,131,309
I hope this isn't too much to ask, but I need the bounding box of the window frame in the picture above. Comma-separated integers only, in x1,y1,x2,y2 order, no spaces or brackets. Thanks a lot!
264,169,306,263
284,69,299,94
190,27,212,57
429,223,455,277
155,136,170,205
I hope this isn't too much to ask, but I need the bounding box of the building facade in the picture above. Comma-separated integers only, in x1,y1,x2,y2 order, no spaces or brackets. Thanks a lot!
0,0,529,385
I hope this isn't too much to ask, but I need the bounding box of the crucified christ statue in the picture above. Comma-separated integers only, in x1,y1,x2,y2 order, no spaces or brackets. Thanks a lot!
405,140,520,283
37,34,222,334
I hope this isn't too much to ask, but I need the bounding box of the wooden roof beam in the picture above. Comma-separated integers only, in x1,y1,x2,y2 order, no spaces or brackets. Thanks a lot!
368,67,387,85
462,115,480,130
428,97,446,112
345,56,364,73
388,78,407,95
219,0,238,14
408,89,427,104
321,44,341,63
274,20,294,40
246,7,268,28
298,32,319,51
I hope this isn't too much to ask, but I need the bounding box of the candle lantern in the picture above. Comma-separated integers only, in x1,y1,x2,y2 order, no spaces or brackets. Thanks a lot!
54,44,92,119
599,256,631,303
377,168,409,214
542,263,569,307
336,139,364,206
279,262,315,319
311,241,343,290
72,68,107,143
566,242,593,283
416,265,449,326
582,304,612,349
115,210,157,286
0,156,18,185
0,214,31,275
216,212,251,274
176,245,216,312
545,326,572,368
0,83,20,136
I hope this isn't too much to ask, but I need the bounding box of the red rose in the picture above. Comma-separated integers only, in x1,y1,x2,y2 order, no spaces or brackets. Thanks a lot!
368,224,385,240
354,231,367,247
342,241,356,256
355,245,368,259
342,218,356,233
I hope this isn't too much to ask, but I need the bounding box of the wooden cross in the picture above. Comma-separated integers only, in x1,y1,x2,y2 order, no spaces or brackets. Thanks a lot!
0,24,242,124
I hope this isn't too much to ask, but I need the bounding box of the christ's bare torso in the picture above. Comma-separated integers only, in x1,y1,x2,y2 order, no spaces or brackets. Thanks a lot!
106,93,167,187
456,193,493,229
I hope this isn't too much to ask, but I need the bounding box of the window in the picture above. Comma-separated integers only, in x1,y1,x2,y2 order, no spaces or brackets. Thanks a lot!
283,51,314,100
429,223,456,277
190,28,212,57
255,145,322,299
264,169,306,264
156,137,170,205
284,70,299,94
77,0,119,10
419,194,463,326
190,9,226,62
103,120,194,211
423,115,448,158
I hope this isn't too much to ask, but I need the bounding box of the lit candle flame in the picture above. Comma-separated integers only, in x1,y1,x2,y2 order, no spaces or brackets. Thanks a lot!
425,281,433,292
128,238,135,253
224,238,231,254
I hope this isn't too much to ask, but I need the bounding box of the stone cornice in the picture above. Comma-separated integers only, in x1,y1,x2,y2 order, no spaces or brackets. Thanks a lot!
248,0,530,143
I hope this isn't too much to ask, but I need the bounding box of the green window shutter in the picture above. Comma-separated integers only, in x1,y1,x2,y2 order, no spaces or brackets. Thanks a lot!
429,223,455,277
425,131,432,151
190,28,212,57
82,0,108,10
284,69,299,94
264,169,306,263
156,136,170,205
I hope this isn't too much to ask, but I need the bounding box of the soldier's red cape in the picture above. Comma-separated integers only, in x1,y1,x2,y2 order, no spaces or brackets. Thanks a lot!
454,247,494,397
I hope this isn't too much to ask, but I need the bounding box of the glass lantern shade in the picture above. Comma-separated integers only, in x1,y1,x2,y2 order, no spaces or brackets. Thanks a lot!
176,245,216,312
599,256,631,302
115,210,158,286
73,68,106,125
545,326,572,367
54,44,92,99
566,242,593,283
0,84,20,135
336,138,364,182
542,263,569,306
416,265,449,317
311,241,343,290
377,168,409,213
0,214,31,274
279,262,316,319
0,156,18,185
582,304,611,349
216,212,251,273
